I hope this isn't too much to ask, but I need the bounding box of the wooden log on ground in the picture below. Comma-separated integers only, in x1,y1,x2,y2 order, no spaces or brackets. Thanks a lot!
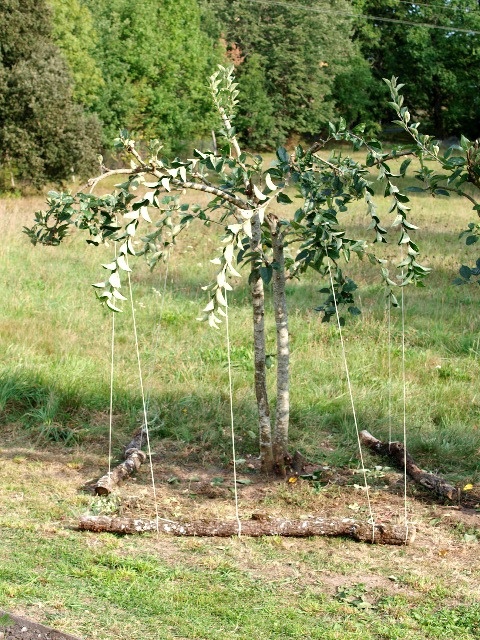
78,515,414,545
94,449,147,496
360,429,459,501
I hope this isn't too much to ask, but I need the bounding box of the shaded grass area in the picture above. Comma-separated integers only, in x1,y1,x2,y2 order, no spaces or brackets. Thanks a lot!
1,184,479,480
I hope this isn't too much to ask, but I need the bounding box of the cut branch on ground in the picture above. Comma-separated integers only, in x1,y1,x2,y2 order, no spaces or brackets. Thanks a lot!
360,429,459,501
94,426,147,496
78,514,414,545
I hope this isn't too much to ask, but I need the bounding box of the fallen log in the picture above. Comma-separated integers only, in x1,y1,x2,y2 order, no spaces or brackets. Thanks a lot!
94,450,147,495
360,429,459,501
78,515,415,545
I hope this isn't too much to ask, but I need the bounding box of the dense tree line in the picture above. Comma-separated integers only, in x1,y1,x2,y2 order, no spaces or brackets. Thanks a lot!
0,0,100,188
1,0,479,188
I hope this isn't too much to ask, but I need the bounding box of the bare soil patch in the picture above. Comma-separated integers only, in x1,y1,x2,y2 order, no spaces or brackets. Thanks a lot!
0,611,81,640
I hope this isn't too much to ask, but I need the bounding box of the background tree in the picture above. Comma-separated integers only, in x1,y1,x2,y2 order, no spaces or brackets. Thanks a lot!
200,0,374,147
0,0,101,189
353,0,480,139
83,0,221,150
48,0,104,108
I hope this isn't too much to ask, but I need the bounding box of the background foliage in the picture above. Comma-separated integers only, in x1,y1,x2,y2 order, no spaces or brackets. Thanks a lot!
0,0,101,189
1,0,480,187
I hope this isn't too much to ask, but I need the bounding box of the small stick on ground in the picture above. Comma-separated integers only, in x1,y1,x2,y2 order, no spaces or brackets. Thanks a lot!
94,426,147,496
78,515,414,545
360,429,459,501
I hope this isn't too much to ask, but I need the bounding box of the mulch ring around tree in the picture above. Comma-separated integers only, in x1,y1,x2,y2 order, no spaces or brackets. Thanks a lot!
0,611,82,640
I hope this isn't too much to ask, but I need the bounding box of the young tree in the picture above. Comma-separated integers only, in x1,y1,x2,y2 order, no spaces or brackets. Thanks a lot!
26,67,428,474
0,0,101,189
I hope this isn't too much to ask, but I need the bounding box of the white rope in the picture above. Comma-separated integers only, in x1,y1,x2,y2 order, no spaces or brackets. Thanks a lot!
387,299,392,448
142,256,170,446
108,239,118,476
126,260,161,536
224,290,242,537
326,258,376,541
400,280,409,540
108,312,115,476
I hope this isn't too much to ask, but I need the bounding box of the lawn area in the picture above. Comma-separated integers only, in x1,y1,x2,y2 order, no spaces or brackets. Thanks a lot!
0,153,479,639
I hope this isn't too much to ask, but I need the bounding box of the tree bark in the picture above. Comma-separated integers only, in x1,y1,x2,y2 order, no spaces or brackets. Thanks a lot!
78,514,414,545
360,430,459,501
94,424,147,496
251,212,273,473
271,225,290,476
94,450,147,495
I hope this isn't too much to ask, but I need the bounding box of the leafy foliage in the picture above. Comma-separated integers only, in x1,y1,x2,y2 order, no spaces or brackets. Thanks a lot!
83,0,221,150
0,0,101,189
383,76,480,285
26,66,431,321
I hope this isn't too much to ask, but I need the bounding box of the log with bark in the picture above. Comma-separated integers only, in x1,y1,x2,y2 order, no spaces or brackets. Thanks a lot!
78,514,415,545
94,426,147,496
360,429,459,501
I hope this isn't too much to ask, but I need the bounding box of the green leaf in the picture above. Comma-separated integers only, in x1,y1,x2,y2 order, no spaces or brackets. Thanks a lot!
399,159,412,175
276,193,293,204
117,255,132,271
276,147,289,163
106,299,122,312
260,266,273,285
459,265,472,279
109,272,121,288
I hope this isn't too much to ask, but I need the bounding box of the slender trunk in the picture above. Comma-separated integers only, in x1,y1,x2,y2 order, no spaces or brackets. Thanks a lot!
251,212,273,472
271,225,290,475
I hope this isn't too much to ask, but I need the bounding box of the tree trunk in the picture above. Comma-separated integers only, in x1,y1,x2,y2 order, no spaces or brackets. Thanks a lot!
78,514,414,545
251,212,273,473
360,430,459,501
271,225,290,476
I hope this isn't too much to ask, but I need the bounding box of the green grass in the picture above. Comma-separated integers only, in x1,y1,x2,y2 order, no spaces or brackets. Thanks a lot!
0,159,479,638
1,164,479,476
0,505,479,639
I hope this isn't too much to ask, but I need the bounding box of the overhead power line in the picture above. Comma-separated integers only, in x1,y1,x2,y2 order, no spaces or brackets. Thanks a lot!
394,0,478,11
240,0,480,35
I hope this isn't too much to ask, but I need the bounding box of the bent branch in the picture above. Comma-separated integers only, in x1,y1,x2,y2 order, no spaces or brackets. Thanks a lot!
360,430,459,501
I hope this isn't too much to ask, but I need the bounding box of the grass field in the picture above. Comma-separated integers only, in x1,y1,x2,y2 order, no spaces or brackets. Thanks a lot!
0,153,479,639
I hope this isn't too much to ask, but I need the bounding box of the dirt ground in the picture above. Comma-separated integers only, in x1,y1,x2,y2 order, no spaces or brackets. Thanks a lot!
0,610,81,640
1,432,479,638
